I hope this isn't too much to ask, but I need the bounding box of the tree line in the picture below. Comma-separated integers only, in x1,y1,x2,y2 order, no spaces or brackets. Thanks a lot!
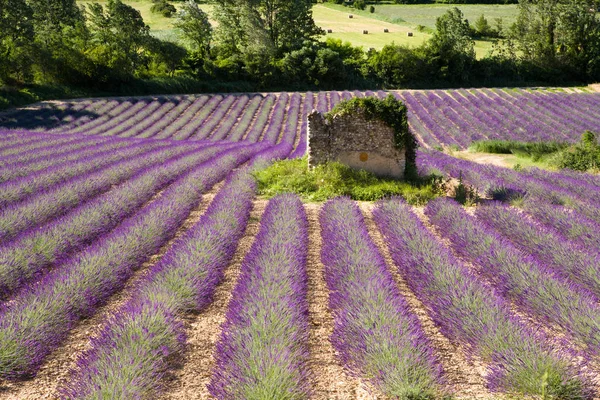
1,0,599,96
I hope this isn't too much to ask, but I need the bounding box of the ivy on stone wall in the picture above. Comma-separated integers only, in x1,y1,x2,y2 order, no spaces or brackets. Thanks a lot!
326,94,418,177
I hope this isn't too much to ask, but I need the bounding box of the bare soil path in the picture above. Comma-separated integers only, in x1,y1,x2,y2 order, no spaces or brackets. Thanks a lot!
163,199,267,400
358,203,494,400
0,181,225,400
303,204,376,400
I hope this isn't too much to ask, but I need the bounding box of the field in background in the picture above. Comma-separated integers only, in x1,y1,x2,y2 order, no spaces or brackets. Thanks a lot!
74,0,516,56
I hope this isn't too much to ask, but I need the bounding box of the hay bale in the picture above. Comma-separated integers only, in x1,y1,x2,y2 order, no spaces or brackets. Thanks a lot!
327,29,333,33
363,30,368,34
348,14,353,18
383,28,389,33
407,32,413,37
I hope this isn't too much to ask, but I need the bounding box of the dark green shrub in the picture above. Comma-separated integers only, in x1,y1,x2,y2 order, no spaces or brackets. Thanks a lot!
150,0,176,17
369,5,375,13
354,0,366,10
553,131,600,172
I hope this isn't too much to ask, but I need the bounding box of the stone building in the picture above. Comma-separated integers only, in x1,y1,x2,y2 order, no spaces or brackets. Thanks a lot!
307,109,410,179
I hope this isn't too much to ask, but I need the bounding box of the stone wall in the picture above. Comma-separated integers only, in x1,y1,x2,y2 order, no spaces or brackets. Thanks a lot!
307,110,406,178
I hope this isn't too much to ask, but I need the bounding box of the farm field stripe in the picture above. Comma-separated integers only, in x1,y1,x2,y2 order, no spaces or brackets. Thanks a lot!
373,198,589,398
208,194,310,399
473,202,600,300
152,95,210,140
521,200,600,250
163,199,266,400
426,198,600,357
0,137,143,184
62,99,138,136
242,94,276,142
0,135,89,158
115,100,177,138
209,95,251,142
0,143,249,300
60,169,257,399
98,100,165,137
172,95,224,141
290,92,312,158
52,100,122,134
134,97,195,139
191,95,237,140
360,204,491,396
302,204,366,398
223,95,264,142
278,93,301,145
0,139,172,207
0,142,226,243
0,134,117,169
0,181,226,400
77,100,149,137
0,144,262,379
320,197,443,398
260,93,289,144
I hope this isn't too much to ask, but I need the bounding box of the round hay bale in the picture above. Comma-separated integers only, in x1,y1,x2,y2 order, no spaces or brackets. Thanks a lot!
384,28,389,33
348,14,353,18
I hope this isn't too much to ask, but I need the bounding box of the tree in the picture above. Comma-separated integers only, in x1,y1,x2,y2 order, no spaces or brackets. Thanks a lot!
86,0,151,81
0,0,35,81
213,0,323,57
174,1,212,56
509,0,600,81
424,8,476,82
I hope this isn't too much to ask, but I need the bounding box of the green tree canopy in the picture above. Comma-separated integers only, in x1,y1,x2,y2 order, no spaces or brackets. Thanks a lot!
174,1,212,56
213,0,323,58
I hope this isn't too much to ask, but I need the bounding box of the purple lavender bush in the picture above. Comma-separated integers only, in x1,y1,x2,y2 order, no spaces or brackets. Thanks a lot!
208,194,310,399
60,169,257,398
320,197,443,399
373,198,590,398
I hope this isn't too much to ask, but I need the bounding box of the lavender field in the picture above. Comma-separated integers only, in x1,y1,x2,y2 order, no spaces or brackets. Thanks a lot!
1,88,600,399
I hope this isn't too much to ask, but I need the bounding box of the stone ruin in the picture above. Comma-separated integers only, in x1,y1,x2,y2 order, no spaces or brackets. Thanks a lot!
307,109,408,179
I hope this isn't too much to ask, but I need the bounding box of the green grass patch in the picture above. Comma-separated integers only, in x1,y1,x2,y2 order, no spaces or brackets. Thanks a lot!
253,156,443,204
469,140,569,161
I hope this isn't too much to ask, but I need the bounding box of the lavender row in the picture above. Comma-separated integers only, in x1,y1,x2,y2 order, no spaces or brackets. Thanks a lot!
261,93,289,144
224,95,264,142
290,92,313,159
373,198,589,397
172,95,224,141
243,94,277,142
426,199,600,357
0,139,172,207
0,143,254,299
98,100,166,137
0,142,225,242
152,96,209,140
60,169,257,398
115,99,180,138
474,202,600,300
209,95,251,141
0,137,155,185
0,134,116,169
320,198,442,397
0,144,260,379
193,96,238,140
209,194,310,399
279,93,301,144
521,201,600,250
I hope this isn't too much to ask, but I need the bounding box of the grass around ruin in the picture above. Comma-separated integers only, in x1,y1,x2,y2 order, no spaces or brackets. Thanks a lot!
253,156,443,204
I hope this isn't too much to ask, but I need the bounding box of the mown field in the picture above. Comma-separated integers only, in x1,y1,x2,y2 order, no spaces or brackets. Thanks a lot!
1,88,600,399
76,0,517,57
